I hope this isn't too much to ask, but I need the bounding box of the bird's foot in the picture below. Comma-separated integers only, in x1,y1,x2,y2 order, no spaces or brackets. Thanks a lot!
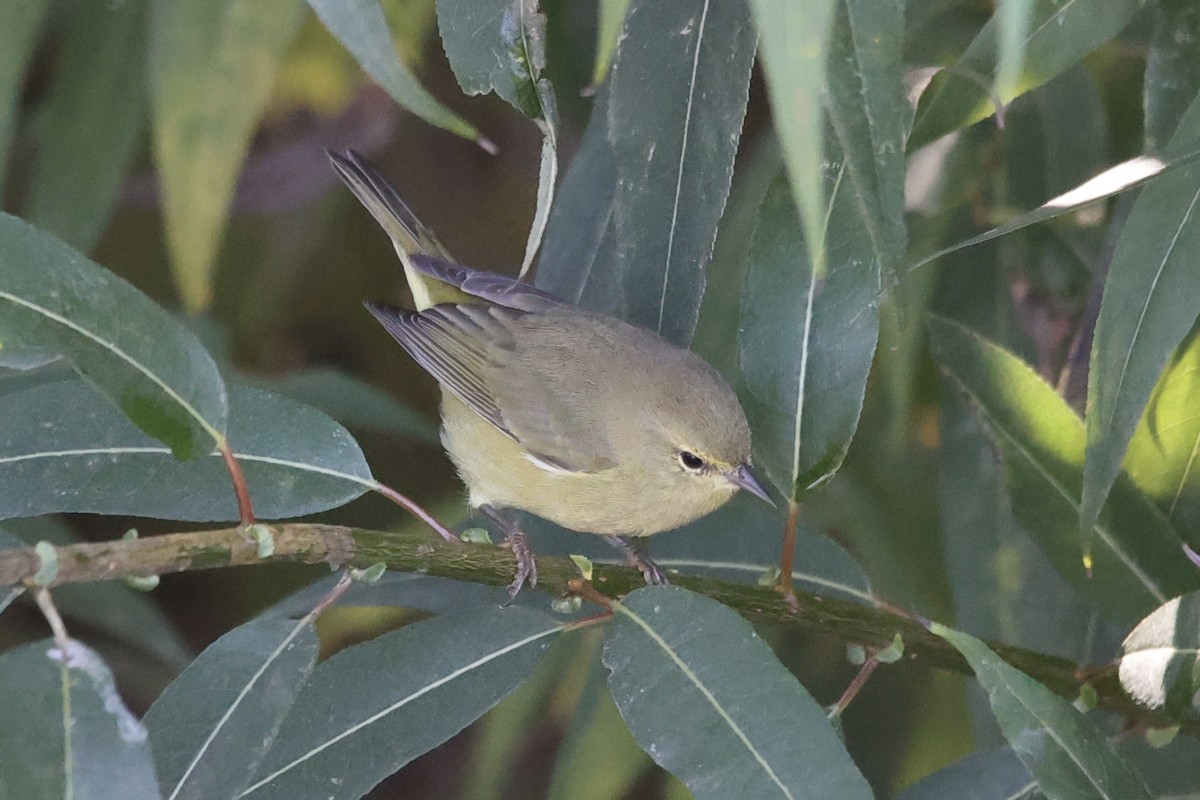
603,535,669,586
504,528,538,599
481,505,538,601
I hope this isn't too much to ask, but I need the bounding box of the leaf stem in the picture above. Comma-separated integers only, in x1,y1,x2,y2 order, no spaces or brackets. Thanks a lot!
219,442,256,524
368,479,459,543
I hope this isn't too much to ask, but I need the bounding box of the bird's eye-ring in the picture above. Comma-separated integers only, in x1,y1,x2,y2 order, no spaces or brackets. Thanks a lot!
679,451,705,471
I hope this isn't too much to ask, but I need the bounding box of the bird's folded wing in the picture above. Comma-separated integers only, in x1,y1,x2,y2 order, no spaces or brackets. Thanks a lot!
408,255,567,314
364,301,616,474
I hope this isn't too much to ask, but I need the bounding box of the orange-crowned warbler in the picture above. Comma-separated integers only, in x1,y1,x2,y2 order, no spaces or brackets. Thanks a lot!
328,150,772,595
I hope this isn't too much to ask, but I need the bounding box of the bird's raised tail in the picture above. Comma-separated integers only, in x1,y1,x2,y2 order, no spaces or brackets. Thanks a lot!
326,148,464,310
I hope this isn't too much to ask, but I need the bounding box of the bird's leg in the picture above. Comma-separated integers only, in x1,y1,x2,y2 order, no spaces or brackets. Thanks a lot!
480,505,538,597
603,535,668,585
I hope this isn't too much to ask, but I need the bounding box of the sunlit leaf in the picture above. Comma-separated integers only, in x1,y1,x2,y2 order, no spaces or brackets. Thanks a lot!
1082,92,1200,549
145,618,316,800
591,0,632,89
309,0,482,144
0,380,371,521
1119,591,1200,721
928,316,1200,624
994,0,1035,100
0,214,227,459
1125,323,1200,541
0,639,160,800
243,607,561,800
934,624,1152,800
604,586,872,800
739,175,879,500
25,0,148,253
608,0,756,346
910,0,1141,149
749,0,835,280
149,0,306,313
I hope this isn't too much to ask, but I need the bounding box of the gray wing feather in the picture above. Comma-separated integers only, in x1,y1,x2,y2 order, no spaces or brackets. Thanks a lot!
364,300,615,473
408,255,566,313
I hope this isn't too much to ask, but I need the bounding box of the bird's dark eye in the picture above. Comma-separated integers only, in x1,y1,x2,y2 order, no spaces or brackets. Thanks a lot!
679,451,705,471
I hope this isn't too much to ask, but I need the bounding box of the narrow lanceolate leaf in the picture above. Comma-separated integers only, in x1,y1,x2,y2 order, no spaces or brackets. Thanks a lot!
146,618,319,800
934,624,1153,800
823,0,908,283
242,607,561,800
1119,592,1200,721
1125,324,1200,539
0,639,160,800
739,175,879,500
1144,0,1200,150
150,0,306,314
910,145,1200,274
604,586,873,800
536,86,621,314
607,0,756,347
928,316,1200,624
1082,92,1200,549
0,0,49,193
309,0,482,144
0,380,371,521
994,0,1036,100
910,0,1141,150
0,214,227,459
749,0,835,280
435,0,558,274
592,0,632,88
26,0,148,253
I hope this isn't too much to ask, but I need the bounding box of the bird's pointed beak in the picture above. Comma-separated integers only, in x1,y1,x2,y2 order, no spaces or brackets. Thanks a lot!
729,463,775,507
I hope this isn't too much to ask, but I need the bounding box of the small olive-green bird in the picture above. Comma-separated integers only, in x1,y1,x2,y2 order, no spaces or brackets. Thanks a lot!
328,149,772,595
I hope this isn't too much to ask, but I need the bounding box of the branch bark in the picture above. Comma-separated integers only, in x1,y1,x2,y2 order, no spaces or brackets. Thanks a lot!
0,522,1174,731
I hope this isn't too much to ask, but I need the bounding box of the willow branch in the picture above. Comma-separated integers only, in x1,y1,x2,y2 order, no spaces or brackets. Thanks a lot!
0,522,1173,730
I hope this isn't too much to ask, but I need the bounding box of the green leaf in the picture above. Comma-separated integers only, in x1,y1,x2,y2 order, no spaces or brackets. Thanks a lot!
939,390,1110,665
309,0,482,145
0,214,227,458
823,0,908,283
995,0,1036,99
243,607,561,800
0,381,372,521
910,0,1141,149
1119,592,1200,720
2,517,191,669
535,87,620,313
1082,92,1200,550
437,0,547,118
911,145,1200,276
149,0,306,314
933,623,1152,800
738,175,879,500
928,316,1200,624
607,0,756,346
896,747,1036,800
1125,323,1200,540
591,0,632,88
604,586,872,800
146,617,319,800
749,0,835,280
0,639,160,800
249,367,438,443
0,0,49,194
1145,1,1200,150
25,0,148,254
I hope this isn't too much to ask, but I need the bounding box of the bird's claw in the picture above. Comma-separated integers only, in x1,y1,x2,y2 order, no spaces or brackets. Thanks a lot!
503,529,537,603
